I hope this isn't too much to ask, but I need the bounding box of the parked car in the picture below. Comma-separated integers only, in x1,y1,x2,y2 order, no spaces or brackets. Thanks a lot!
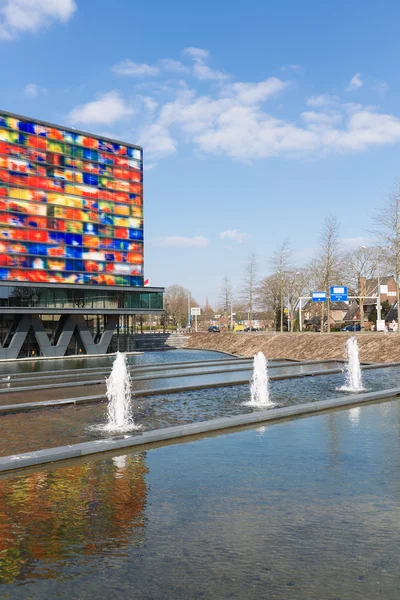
208,325,220,333
341,324,361,332
244,327,258,332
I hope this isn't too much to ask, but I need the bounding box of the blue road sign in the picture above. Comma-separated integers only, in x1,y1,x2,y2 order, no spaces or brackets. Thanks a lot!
312,292,327,302
330,286,348,302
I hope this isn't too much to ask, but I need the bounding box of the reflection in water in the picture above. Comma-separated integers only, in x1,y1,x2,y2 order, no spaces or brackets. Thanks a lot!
0,453,148,584
348,406,361,423
0,403,400,598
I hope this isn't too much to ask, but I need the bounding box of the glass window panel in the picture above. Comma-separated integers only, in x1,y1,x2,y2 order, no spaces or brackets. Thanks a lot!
0,117,145,289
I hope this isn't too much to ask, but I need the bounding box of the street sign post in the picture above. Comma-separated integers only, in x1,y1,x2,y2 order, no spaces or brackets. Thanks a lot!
312,292,327,302
330,286,348,302
312,292,326,334
191,307,201,332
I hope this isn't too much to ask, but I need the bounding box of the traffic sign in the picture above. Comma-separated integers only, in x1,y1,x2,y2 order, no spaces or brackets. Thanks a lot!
330,286,348,302
312,292,326,302
376,319,385,331
191,307,201,316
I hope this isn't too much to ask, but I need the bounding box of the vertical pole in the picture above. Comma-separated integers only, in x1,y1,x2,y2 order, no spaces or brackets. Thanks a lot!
321,302,324,333
358,273,364,331
117,317,120,352
280,273,283,333
126,316,128,352
299,299,302,332
377,265,382,323
326,292,330,333
187,294,190,331
195,313,198,332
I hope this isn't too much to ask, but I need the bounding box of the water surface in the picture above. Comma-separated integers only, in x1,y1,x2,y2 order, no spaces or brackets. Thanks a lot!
1,366,400,456
0,400,400,599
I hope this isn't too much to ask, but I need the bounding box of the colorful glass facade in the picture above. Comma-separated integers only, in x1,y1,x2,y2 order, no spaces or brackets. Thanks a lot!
0,111,143,287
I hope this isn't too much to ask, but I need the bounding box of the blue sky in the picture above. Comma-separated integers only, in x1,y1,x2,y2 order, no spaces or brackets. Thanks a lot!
2,0,400,305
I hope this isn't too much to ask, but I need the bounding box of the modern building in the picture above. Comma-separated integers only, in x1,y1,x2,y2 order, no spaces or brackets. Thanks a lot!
0,109,163,358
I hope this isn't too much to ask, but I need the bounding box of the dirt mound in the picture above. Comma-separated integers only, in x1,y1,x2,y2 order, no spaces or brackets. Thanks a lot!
184,333,400,363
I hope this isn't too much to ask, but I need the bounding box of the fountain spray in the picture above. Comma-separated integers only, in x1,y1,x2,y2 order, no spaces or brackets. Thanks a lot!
105,352,135,431
248,352,273,407
339,336,364,392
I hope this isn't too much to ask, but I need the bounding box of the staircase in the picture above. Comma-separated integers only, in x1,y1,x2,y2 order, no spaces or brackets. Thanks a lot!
134,333,188,351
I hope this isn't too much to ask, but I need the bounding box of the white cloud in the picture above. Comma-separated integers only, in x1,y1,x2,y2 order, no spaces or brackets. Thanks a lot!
306,94,340,106
138,122,176,159
0,0,76,40
24,83,38,97
193,62,227,81
227,78,289,105
143,96,158,113
333,110,400,151
66,49,400,164
183,47,210,61
346,73,363,92
113,59,159,77
191,104,318,159
140,79,400,161
220,230,247,243
68,91,134,125
151,235,209,247
301,110,343,126
159,58,188,73
183,46,227,81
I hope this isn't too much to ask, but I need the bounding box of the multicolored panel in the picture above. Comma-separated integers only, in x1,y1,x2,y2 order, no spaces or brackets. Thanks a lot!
0,113,144,287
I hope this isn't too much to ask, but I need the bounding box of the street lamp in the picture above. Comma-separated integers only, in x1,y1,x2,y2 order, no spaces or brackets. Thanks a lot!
186,293,191,332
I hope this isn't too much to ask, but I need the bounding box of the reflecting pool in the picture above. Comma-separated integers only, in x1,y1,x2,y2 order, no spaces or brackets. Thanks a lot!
3,366,400,457
0,349,229,377
1,400,400,598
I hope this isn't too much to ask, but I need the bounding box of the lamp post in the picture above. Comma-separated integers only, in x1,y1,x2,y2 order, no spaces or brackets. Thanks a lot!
187,293,191,332
376,262,382,323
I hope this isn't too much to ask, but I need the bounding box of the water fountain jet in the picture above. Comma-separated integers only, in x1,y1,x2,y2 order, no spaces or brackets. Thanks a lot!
246,352,274,407
92,352,139,433
338,336,365,392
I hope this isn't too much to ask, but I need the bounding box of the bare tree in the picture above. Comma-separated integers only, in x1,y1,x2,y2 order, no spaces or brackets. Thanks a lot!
342,245,381,328
163,284,195,328
241,254,258,326
372,179,400,331
257,273,280,330
270,239,293,332
219,274,234,330
311,215,343,332
342,246,379,293
285,269,309,332
202,298,215,322
218,274,233,327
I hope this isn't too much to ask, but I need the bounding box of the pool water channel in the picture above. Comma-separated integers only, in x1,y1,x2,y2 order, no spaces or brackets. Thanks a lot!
0,348,400,457
0,400,399,599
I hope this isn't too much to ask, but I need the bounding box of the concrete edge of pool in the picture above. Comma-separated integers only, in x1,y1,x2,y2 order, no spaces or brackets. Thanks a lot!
1,386,400,473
